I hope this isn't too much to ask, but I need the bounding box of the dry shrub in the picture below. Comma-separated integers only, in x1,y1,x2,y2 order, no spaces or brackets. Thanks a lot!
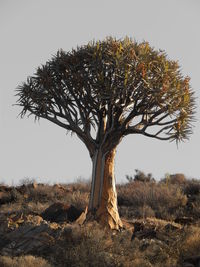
27,182,89,210
192,194,200,215
126,169,155,183
180,226,200,258
0,184,89,216
184,180,200,196
0,255,52,267
137,205,155,219
131,258,152,267
64,190,89,210
118,181,187,220
27,201,50,214
110,227,179,267
162,173,186,185
119,204,155,219
19,177,37,186
71,177,91,193
60,223,115,267
142,240,178,267
27,184,61,202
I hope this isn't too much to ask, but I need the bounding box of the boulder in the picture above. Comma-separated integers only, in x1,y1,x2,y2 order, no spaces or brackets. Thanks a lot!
133,228,157,240
0,210,76,257
0,221,60,256
0,191,12,205
41,202,83,223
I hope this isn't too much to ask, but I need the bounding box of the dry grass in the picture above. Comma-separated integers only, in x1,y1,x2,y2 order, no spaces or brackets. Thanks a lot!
0,255,52,267
0,174,200,267
118,181,187,220
0,181,89,218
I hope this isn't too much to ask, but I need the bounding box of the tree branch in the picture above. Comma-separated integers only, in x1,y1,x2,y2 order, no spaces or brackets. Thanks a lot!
142,131,173,141
124,125,173,141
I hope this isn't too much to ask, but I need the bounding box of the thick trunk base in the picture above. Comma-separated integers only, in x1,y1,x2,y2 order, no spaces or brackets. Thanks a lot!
89,148,123,230
96,205,123,230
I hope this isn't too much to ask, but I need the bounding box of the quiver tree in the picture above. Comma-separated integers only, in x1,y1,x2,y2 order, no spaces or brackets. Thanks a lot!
16,37,195,229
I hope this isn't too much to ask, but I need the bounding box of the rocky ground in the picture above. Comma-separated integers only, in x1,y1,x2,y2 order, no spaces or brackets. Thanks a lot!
0,174,200,267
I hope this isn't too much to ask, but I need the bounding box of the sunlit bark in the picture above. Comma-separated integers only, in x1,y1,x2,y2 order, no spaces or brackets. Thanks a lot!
89,148,122,230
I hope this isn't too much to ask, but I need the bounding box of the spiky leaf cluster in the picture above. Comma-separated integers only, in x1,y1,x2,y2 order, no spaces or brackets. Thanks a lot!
16,37,195,154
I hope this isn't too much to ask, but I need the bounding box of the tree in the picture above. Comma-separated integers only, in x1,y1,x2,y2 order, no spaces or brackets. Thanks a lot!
16,37,195,229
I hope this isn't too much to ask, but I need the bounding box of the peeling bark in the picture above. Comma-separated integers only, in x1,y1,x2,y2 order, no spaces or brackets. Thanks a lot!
88,148,123,230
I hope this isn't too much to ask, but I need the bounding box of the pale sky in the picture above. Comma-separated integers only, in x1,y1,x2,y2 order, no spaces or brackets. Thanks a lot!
0,0,199,185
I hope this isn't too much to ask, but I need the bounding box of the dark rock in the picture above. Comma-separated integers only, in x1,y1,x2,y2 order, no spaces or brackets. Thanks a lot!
0,185,9,192
0,220,62,256
0,191,12,205
136,228,157,239
131,222,157,241
131,222,145,240
133,222,144,232
41,202,83,223
164,223,180,231
0,211,77,257
184,255,200,267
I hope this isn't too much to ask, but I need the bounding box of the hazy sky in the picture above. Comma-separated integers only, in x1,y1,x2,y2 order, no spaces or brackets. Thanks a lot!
0,0,199,185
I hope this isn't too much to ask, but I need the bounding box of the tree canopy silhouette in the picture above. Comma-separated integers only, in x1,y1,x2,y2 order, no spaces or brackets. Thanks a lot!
16,37,195,229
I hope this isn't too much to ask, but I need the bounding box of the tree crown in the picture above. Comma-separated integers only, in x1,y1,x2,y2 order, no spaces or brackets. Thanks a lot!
16,37,196,155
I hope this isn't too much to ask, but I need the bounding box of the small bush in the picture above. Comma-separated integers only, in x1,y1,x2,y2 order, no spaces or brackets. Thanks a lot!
126,169,155,183
19,177,37,186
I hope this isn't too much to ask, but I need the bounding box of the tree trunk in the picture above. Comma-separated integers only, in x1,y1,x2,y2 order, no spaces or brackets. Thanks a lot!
88,148,123,230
